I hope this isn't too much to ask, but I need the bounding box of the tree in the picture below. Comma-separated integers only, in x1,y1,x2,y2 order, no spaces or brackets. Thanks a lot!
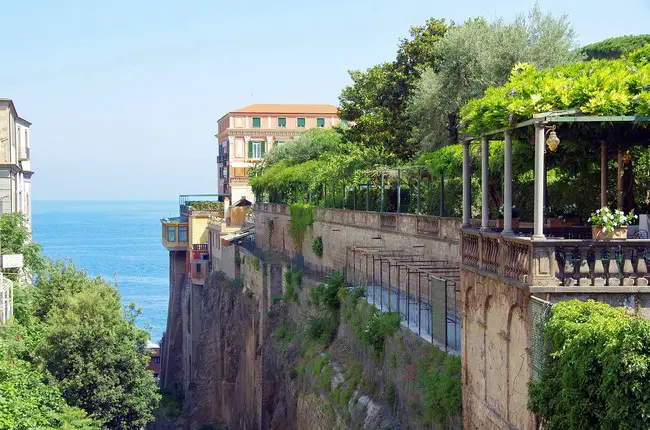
0,213,44,276
263,128,342,167
36,271,160,429
338,19,449,159
410,5,581,150
582,34,650,60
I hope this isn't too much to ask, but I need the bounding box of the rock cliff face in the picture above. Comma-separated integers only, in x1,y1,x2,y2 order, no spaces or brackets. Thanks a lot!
158,249,461,429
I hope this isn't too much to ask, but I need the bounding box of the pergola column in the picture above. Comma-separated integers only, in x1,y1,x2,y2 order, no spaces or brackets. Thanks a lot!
533,123,545,239
462,140,471,227
503,131,513,235
481,136,489,231
601,140,607,208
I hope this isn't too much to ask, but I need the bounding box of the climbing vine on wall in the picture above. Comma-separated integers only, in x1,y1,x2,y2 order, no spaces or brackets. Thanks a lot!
311,236,323,257
289,203,314,249
529,299,650,429
267,219,275,244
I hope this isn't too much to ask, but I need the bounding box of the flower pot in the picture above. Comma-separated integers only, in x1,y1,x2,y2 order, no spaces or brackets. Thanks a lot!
497,218,520,229
591,226,627,240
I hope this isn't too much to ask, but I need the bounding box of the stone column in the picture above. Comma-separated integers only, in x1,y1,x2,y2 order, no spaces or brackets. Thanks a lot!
533,123,545,239
503,131,513,235
481,136,489,231
462,140,471,227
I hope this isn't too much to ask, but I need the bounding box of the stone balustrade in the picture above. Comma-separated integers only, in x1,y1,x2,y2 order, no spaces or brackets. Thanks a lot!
461,228,650,288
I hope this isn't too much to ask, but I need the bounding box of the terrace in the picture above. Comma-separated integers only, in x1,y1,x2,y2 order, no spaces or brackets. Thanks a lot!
179,194,227,217
460,112,650,290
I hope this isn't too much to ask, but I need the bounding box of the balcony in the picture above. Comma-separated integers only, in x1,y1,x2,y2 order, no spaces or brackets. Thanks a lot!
461,229,650,292
179,194,227,217
161,218,188,251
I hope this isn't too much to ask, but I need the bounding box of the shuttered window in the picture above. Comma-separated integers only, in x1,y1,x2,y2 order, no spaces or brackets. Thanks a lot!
317,118,325,127
277,117,286,127
252,117,261,128
297,117,306,128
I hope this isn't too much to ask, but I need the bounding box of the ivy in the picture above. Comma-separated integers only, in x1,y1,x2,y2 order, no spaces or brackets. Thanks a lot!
267,219,274,244
289,203,314,248
529,300,650,429
311,236,323,257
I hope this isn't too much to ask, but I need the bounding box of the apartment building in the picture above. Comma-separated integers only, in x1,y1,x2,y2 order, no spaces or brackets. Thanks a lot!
216,104,341,204
0,99,33,226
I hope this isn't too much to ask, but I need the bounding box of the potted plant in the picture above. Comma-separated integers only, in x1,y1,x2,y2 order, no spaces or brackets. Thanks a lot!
547,204,582,227
497,205,520,229
588,207,637,240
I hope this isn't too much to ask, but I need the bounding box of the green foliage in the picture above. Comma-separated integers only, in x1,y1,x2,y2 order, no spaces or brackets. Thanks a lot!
310,272,345,312
529,300,650,429
159,390,183,422
311,236,323,257
588,207,636,232
410,6,581,150
244,289,253,298
460,45,650,135
359,312,401,356
415,351,462,426
288,203,314,248
292,269,302,287
185,201,224,212
39,276,160,429
263,128,343,168
283,268,301,302
267,219,274,244
582,34,650,60
306,316,338,345
0,359,99,429
250,256,261,271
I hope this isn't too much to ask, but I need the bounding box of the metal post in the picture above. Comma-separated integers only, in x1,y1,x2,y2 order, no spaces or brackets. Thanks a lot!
353,186,357,211
380,173,385,213
533,123,546,239
481,136,489,230
407,270,411,326
417,273,422,336
417,168,422,213
462,141,471,227
342,183,345,209
397,266,401,315
397,169,401,213
503,131,513,234
439,173,445,217
379,258,383,309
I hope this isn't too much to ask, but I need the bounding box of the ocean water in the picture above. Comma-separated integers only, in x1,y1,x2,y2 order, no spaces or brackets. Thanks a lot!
32,200,177,343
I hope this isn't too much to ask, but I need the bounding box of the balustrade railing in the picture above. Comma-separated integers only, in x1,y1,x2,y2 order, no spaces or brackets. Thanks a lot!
461,229,650,287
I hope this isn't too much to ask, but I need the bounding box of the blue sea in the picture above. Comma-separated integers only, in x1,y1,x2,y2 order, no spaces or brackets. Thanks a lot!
32,200,177,344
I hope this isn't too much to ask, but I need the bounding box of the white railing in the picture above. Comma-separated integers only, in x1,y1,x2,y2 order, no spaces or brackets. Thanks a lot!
0,274,12,324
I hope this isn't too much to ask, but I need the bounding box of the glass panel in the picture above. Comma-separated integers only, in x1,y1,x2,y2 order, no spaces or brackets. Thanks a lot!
167,226,176,242
178,226,188,242
297,118,305,127
252,117,261,128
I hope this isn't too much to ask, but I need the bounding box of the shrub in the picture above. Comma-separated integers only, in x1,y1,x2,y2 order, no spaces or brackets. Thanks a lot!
244,289,253,298
529,300,650,429
311,236,323,257
415,352,462,425
306,316,338,344
359,311,401,355
310,272,345,311
292,269,303,287
250,257,261,271
289,203,314,248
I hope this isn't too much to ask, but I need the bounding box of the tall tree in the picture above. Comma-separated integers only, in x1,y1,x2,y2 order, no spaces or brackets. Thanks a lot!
338,19,448,159
410,6,581,150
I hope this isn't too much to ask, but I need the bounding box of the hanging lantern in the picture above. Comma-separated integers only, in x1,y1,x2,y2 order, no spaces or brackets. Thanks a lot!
546,130,560,152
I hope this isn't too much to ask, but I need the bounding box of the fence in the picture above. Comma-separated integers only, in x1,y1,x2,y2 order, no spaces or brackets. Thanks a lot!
0,274,12,324
346,246,461,352
530,296,552,381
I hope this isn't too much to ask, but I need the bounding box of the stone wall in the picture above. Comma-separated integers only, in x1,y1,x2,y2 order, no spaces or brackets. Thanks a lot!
460,269,534,430
254,203,462,273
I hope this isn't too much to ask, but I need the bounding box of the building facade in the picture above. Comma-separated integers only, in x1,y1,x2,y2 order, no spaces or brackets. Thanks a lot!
216,104,341,205
0,99,33,226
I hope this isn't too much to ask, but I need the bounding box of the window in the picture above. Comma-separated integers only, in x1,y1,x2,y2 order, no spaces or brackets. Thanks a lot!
276,140,286,146
340,119,349,126
178,226,188,242
235,138,244,157
317,118,325,128
153,373,159,378
297,117,306,128
167,226,176,242
277,117,286,128
252,117,261,128
248,140,265,159
17,127,20,146
196,263,201,274
153,356,161,364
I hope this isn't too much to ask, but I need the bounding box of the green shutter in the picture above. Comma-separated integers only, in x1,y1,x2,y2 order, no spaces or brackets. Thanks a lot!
261,140,266,156
248,140,253,158
317,118,325,127
298,118,305,127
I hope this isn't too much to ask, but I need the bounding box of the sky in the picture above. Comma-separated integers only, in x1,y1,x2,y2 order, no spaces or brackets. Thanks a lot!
2,0,649,200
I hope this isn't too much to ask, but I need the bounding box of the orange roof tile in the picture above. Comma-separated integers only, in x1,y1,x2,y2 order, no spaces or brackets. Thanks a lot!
231,104,339,115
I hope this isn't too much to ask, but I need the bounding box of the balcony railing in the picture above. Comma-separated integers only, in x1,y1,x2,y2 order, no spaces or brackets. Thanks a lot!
179,194,226,216
461,229,650,288
193,244,208,251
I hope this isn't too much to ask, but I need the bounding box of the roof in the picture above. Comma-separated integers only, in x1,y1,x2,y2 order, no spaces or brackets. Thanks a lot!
232,197,252,207
0,99,31,125
230,104,339,115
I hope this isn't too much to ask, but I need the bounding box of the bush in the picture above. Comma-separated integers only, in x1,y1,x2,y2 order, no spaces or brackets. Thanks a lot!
415,352,462,426
306,316,338,345
529,300,650,429
289,203,314,248
359,311,401,355
311,236,323,257
244,289,253,298
310,271,345,311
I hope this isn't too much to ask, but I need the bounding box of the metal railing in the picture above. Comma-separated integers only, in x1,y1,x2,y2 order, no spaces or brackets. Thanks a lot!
0,275,13,324
179,194,228,216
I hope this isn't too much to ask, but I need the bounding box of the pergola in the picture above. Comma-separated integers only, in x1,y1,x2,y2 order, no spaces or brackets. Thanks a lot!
461,111,650,238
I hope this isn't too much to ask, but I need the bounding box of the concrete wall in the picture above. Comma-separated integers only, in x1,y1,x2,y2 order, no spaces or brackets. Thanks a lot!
460,269,534,429
254,203,462,274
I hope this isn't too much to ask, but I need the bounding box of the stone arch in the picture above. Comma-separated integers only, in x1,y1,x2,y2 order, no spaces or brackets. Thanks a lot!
506,303,532,428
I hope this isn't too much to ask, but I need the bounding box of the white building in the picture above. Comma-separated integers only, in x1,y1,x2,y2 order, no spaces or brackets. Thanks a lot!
0,99,33,227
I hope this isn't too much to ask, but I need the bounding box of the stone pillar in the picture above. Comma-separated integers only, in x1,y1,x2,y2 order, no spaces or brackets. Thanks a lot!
533,123,545,239
601,140,607,208
503,131,513,235
481,136,489,231
462,140,471,227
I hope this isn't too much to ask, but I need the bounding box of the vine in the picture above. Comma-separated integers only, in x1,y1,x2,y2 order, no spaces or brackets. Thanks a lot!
529,299,650,429
267,219,275,244
289,203,314,249
311,236,323,257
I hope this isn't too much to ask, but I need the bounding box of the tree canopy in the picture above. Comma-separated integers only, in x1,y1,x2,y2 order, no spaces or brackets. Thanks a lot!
582,34,650,60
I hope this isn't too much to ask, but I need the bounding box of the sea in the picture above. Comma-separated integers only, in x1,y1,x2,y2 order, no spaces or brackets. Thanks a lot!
32,200,177,344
